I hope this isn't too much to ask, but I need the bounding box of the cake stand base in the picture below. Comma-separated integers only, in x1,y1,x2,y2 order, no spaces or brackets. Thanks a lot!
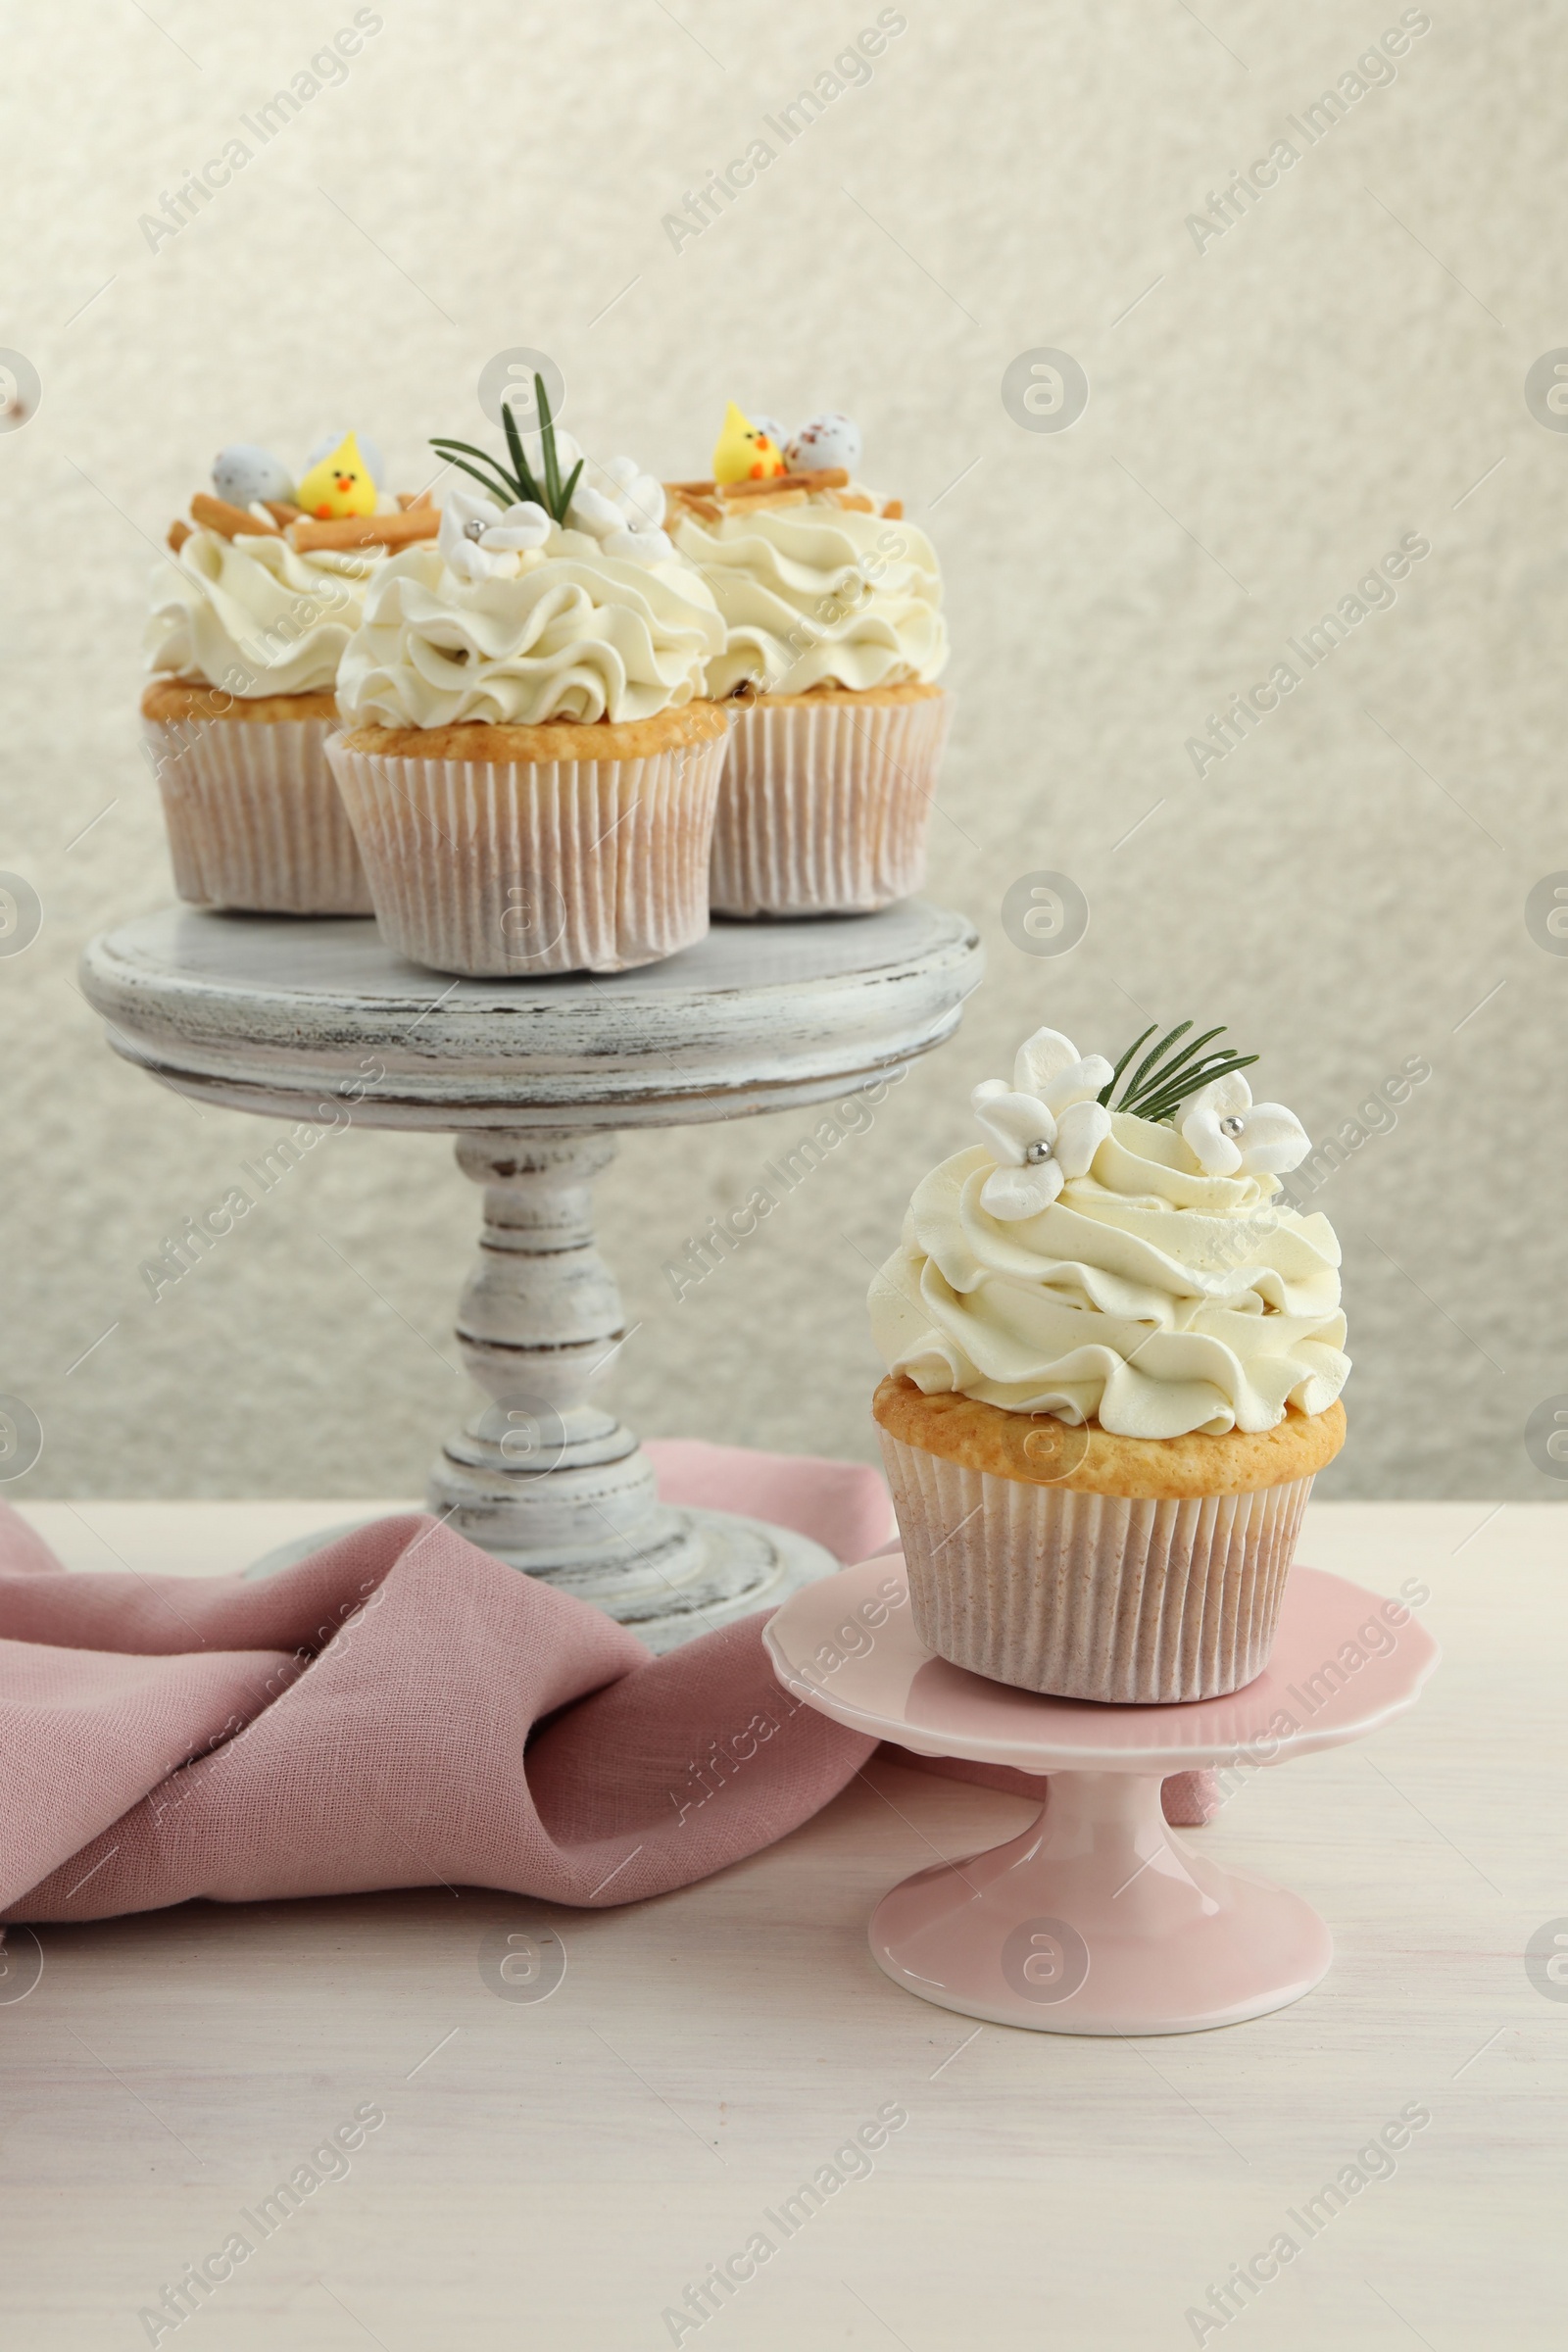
465,1505,836,1653
246,1504,835,1655
869,1769,1333,2035
762,1554,1439,2037
245,1519,374,1582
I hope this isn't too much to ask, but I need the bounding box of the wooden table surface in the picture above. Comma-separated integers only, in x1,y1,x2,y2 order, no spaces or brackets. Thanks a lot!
4,1498,1560,2351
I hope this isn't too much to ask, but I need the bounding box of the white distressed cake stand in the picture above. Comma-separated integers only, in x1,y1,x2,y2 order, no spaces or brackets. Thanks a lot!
80,904,981,1649
764,1555,1439,2034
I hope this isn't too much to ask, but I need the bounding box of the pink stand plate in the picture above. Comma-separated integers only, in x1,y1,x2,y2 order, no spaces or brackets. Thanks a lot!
763,1556,1438,2036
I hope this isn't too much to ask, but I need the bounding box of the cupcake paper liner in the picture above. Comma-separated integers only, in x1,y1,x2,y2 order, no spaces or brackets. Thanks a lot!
709,690,952,917
877,1428,1314,1703
143,712,373,916
327,732,727,976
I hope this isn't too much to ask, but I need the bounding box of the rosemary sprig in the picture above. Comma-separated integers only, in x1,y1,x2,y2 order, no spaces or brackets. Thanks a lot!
1100,1023,1157,1103
541,400,564,513
1138,1054,1257,1123
430,372,584,524
1099,1021,1258,1124
1126,1021,1194,1103
434,448,523,507
1132,1023,1228,1108
500,395,542,505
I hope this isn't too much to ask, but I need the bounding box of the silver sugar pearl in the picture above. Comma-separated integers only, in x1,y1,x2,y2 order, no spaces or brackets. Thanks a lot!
1220,1114,1246,1137
464,517,487,541
1024,1139,1054,1164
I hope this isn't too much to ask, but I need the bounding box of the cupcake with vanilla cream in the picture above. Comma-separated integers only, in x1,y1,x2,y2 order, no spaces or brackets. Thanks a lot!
869,1016,1348,1702
329,389,727,975
142,434,424,914
668,406,950,917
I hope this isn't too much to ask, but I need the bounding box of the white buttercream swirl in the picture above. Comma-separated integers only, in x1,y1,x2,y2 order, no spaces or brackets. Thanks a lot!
145,523,382,696
869,1108,1349,1440
672,501,948,697
334,520,725,728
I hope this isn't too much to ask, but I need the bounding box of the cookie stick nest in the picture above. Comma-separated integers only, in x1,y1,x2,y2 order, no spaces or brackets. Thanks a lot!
663,468,903,521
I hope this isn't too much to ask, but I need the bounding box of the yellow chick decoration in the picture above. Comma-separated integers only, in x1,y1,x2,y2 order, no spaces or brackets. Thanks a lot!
295,430,378,520
711,401,787,485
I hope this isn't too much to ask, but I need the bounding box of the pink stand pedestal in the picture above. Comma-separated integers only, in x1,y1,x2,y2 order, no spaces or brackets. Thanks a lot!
764,1556,1439,2036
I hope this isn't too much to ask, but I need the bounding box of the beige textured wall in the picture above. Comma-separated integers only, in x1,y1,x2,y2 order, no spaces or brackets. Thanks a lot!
2,0,1561,1505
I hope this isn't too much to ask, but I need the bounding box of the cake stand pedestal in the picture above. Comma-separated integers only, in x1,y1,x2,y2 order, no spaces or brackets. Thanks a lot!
80,904,981,1650
764,1555,1439,2034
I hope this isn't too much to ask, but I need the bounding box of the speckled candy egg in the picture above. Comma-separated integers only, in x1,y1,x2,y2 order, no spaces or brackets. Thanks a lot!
211,445,295,506
786,413,862,475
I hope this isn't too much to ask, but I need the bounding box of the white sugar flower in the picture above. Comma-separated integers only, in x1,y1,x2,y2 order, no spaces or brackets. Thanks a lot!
601,453,666,531
568,456,672,566
440,485,551,582
566,482,623,535
1180,1071,1310,1178
972,1026,1114,1219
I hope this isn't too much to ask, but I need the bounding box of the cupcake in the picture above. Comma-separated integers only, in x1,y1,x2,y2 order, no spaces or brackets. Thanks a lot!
328,386,728,976
142,432,427,915
867,1017,1349,1702
667,405,950,918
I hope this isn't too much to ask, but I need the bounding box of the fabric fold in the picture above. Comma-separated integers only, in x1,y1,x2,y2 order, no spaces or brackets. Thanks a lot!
0,1442,1211,1925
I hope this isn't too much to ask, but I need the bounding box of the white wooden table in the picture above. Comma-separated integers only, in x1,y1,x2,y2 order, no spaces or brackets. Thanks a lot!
4,1496,1558,2349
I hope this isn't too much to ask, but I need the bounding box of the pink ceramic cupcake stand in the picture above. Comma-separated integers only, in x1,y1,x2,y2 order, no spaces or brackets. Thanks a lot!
764,1555,1439,2035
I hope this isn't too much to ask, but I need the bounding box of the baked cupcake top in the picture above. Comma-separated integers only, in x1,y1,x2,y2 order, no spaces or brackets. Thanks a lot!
665,405,948,698
869,1018,1349,1441
336,398,724,728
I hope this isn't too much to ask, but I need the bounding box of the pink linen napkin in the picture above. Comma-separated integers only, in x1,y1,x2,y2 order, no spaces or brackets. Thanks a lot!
0,1443,1213,1925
